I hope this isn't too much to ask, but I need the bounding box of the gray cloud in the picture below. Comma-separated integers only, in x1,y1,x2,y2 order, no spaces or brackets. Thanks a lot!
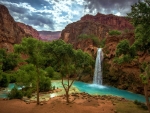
84,0,139,15
0,0,140,31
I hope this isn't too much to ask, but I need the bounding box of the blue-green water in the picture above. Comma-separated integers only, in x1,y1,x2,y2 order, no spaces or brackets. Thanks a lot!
73,81,146,103
0,81,146,103
0,83,22,98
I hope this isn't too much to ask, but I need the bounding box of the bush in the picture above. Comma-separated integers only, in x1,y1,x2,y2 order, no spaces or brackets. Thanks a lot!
52,72,62,80
134,100,148,110
8,87,23,99
9,73,17,83
45,66,54,78
109,30,121,36
40,76,52,92
23,88,33,98
78,34,100,46
0,73,9,87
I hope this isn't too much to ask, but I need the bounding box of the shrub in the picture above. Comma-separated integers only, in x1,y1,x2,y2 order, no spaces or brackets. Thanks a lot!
40,76,52,92
52,72,62,80
45,66,54,78
8,87,23,99
23,88,33,98
109,30,121,36
0,73,9,87
134,100,148,110
78,34,100,46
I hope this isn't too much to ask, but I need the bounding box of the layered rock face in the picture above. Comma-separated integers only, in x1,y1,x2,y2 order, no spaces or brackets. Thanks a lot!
0,4,31,52
61,21,109,55
17,22,40,40
81,13,133,30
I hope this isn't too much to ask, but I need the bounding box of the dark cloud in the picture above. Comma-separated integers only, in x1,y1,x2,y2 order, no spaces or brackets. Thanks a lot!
84,0,139,15
0,0,55,30
2,0,49,9
0,0,141,31
23,13,54,30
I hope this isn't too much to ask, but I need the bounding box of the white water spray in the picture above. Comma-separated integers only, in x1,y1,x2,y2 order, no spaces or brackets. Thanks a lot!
93,48,103,85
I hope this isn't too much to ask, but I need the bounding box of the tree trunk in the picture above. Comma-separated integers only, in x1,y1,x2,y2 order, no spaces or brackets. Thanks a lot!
36,68,40,105
62,77,75,103
66,90,69,103
144,84,150,113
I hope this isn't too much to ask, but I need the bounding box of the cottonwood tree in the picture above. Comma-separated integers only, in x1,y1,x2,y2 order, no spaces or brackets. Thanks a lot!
128,0,150,112
44,40,94,103
127,0,150,53
14,38,45,105
140,63,150,112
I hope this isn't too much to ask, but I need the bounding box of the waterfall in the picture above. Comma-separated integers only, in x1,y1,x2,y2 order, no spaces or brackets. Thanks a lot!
93,48,103,85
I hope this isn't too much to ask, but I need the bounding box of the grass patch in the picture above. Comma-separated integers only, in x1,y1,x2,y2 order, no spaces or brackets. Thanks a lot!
114,100,148,113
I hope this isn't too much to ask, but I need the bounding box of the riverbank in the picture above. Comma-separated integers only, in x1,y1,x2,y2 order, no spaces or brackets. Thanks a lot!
0,92,148,113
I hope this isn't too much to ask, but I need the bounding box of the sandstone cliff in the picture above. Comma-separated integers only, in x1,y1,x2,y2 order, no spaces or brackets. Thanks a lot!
81,13,134,30
61,20,109,55
17,22,40,40
0,4,31,52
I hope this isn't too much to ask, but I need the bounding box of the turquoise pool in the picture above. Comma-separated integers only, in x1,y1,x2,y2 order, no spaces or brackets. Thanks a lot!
73,81,146,103
0,81,146,103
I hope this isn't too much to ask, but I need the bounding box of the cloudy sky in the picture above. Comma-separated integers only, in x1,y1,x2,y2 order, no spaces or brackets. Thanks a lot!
0,0,139,31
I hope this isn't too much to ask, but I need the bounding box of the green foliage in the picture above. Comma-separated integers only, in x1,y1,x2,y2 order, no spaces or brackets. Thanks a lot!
99,38,106,48
2,53,19,71
8,87,23,99
45,66,54,78
0,73,9,87
114,39,136,64
0,49,19,71
23,88,33,98
78,34,100,46
39,76,51,92
134,100,148,110
116,40,130,56
140,64,150,84
15,64,36,86
127,0,150,53
127,0,150,27
109,30,121,36
78,34,90,39
52,72,62,80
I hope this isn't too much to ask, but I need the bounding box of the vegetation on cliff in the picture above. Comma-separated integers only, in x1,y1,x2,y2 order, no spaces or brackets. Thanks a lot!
110,0,150,111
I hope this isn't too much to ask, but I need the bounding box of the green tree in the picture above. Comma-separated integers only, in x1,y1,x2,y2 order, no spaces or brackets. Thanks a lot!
127,0,150,53
15,64,36,87
128,1,150,111
140,64,150,112
44,40,94,103
14,37,45,105
116,39,130,56
114,39,136,64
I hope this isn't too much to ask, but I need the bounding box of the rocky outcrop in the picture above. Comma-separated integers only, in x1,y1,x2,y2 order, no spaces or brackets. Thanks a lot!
38,31,61,41
61,20,109,55
17,22,40,40
0,4,31,52
81,13,133,30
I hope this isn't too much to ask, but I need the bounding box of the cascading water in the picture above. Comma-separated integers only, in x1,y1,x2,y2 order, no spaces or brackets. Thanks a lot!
93,48,103,85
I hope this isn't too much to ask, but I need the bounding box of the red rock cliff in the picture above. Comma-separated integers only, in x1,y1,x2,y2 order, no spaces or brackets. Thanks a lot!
81,13,133,30
0,4,31,52
17,22,40,40
61,20,109,55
